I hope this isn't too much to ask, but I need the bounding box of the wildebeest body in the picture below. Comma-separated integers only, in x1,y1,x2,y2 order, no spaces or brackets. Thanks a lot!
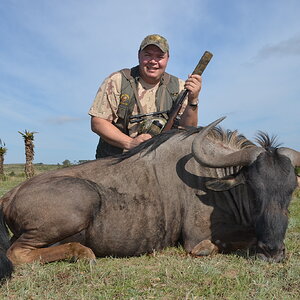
0,118,299,280
3,143,205,257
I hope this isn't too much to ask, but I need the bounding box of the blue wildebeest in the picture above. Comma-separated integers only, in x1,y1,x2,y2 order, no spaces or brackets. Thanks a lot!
0,117,299,280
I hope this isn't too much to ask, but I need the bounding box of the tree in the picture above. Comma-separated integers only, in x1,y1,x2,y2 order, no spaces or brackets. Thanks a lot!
0,139,7,177
18,130,37,178
62,159,72,167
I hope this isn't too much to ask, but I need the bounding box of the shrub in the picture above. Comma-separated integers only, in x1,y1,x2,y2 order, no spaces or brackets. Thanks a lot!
0,174,8,181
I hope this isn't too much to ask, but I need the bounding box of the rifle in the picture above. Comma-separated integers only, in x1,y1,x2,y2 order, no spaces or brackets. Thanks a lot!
162,50,213,132
129,110,169,124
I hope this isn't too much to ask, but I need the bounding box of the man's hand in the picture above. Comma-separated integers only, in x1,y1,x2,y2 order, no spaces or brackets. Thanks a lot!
91,116,152,150
128,134,152,149
184,74,202,104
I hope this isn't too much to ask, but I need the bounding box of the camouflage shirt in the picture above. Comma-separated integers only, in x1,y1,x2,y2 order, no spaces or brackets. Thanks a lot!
89,71,186,137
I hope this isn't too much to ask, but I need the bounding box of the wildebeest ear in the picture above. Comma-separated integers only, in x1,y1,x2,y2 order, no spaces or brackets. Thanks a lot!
206,174,245,191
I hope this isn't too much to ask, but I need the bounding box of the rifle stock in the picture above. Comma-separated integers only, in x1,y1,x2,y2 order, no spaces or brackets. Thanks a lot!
162,51,213,132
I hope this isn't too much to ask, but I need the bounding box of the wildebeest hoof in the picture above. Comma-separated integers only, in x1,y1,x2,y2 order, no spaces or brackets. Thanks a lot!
190,240,219,257
89,258,97,266
68,242,96,261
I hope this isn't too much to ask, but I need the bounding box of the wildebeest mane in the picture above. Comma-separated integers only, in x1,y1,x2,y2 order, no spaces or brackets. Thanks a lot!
207,127,255,149
117,128,182,161
255,131,282,150
117,126,255,162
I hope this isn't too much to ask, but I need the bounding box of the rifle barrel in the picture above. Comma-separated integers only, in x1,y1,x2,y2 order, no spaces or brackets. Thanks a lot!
129,110,168,122
162,51,213,132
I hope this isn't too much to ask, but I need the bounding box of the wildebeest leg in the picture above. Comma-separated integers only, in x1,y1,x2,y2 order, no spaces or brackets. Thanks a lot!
186,225,256,257
4,176,102,265
7,240,96,265
190,237,257,257
190,240,219,256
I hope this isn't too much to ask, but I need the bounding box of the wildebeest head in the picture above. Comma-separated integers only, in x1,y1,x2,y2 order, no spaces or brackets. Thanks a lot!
192,117,300,262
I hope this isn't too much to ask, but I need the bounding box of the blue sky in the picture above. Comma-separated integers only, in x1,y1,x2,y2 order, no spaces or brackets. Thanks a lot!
1,0,299,164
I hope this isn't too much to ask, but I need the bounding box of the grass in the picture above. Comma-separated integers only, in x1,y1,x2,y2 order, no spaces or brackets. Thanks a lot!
0,164,62,197
0,164,299,299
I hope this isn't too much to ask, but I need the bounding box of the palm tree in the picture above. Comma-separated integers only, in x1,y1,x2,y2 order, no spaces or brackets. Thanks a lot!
0,139,7,177
18,130,37,178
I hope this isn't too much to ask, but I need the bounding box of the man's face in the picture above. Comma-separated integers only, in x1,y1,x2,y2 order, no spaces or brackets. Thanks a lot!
138,45,169,84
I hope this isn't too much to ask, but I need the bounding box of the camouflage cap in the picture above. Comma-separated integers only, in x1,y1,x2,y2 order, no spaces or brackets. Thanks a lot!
139,34,169,53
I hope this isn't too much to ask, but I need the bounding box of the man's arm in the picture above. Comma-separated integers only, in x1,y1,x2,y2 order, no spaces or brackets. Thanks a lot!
91,116,152,150
179,74,202,127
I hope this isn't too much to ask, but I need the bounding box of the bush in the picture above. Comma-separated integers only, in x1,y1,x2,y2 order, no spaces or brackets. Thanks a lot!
62,159,72,167
0,174,8,181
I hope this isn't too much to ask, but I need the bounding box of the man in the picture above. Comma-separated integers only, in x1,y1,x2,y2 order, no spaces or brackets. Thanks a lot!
89,34,202,158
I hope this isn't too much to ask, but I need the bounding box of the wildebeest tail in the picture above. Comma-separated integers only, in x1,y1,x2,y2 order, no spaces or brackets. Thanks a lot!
0,208,13,281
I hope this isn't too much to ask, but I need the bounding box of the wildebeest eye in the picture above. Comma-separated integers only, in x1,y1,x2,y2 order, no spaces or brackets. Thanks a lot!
206,173,245,191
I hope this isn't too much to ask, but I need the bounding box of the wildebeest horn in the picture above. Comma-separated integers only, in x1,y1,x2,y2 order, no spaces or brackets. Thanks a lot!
277,147,300,167
192,117,264,168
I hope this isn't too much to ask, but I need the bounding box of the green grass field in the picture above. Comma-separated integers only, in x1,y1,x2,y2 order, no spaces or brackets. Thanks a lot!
0,164,299,299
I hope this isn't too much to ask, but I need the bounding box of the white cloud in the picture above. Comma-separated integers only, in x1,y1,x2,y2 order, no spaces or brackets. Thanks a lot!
254,34,300,61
